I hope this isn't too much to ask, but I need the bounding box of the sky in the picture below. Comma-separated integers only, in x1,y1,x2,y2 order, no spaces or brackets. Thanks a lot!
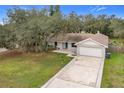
0,5,124,24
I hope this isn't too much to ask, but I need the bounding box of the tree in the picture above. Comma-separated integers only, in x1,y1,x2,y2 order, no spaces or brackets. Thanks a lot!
95,15,113,37
49,5,60,16
7,7,28,25
17,9,52,52
9,8,64,52
1,5,124,52
55,5,60,13
110,18,124,38
81,14,114,37
0,24,17,49
82,14,96,33
66,11,83,33
49,5,54,16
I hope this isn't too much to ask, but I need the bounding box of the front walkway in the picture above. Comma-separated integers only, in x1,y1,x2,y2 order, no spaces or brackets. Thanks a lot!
42,56,105,88
53,49,71,54
53,49,76,57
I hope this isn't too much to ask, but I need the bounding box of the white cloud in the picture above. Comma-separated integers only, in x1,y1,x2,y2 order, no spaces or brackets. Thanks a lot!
0,21,3,25
96,7,107,11
90,6,107,12
19,6,29,10
90,6,99,11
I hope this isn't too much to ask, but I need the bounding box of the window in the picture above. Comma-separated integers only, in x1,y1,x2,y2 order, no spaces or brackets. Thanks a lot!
54,42,57,46
71,43,77,47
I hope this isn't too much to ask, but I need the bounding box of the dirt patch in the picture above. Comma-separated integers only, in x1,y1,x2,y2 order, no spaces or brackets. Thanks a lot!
0,50,23,57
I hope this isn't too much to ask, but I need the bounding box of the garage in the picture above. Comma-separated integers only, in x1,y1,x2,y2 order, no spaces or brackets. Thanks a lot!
75,37,108,58
78,47,103,57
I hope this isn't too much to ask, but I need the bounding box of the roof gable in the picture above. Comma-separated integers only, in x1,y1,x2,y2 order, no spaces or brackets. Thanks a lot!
81,39,100,46
75,38,108,48
90,33,108,47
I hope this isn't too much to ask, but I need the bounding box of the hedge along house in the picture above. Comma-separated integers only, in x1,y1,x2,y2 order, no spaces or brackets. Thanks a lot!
48,31,108,58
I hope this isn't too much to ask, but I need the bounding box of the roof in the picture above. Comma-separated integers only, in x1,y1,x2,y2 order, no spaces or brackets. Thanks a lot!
49,32,108,47
90,33,108,47
49,33,94,43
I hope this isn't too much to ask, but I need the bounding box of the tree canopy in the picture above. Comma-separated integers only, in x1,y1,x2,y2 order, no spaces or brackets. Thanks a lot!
0,6,124,52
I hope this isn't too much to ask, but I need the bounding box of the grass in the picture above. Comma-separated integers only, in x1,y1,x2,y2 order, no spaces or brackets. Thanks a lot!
0,52,72,88
101,53,124,88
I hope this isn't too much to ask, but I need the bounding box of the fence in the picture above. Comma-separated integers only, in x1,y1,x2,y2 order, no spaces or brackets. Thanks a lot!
109,45,124,53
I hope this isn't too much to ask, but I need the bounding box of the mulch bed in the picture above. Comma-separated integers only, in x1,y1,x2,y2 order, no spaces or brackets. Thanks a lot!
0,50,23,57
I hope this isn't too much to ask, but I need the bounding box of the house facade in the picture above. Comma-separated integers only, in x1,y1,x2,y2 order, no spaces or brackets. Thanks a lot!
48,32,108,58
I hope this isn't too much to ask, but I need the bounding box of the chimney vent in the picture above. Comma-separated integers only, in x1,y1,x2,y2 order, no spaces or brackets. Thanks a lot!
97,31,100,34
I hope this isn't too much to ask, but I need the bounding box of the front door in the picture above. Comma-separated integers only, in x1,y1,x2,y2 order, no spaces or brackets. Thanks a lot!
54,42,57,48
65,42,68,49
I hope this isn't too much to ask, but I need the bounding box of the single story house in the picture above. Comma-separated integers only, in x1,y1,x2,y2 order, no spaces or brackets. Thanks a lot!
48,32,108,58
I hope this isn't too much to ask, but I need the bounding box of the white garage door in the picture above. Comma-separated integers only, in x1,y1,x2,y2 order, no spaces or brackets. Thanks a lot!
79,47,103,57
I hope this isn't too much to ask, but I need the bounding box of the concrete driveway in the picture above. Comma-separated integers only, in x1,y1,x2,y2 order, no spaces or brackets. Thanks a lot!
42,56,104,88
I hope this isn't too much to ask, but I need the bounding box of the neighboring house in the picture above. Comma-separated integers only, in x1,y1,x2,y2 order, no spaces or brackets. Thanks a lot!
0,48,7,53
48,32,108,58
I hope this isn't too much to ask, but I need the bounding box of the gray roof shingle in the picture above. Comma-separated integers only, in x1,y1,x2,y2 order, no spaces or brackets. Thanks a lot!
49,33,108,47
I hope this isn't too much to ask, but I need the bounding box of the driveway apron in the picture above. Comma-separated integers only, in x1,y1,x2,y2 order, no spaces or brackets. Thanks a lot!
42,56,104,88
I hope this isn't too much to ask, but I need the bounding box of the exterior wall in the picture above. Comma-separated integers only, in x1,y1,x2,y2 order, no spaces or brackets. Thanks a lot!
68,42,76,50
79,41,103,48
48,42,63,49
82,40,99,46
102,48,105,59
48,42,54,46
77,40,106,58
57,42,63,49
77,46,80,55
48,42,77,54
68,43,72,49
68,43,77,54
48,40,106,58
49,42,76,50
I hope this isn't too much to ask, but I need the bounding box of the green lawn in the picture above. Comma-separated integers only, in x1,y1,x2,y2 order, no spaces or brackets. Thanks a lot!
101,53,124,88
0,52,72,88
